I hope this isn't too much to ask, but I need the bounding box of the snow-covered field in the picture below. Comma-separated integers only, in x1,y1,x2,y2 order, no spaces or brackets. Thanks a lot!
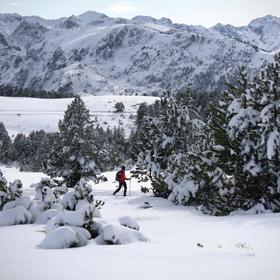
0,95,158,137
1,166,280,280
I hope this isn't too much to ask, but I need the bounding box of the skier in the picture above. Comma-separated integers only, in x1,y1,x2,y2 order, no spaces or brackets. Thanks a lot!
113,166,131,196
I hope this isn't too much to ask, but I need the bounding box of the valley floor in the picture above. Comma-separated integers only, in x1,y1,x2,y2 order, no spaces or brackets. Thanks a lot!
0,95,158,137
0,166,280,280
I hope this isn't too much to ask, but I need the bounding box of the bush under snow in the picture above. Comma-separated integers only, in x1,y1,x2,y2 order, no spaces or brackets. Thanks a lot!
45,206,93,234
0,205,32,226
0,171,147,248
40,226,91,249
119,216,140,231
96,223,147,245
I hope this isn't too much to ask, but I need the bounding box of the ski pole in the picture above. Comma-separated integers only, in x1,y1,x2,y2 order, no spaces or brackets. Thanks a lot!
129,179,131,196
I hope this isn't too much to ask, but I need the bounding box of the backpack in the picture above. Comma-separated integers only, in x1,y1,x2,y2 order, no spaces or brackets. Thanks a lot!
115,170,121,182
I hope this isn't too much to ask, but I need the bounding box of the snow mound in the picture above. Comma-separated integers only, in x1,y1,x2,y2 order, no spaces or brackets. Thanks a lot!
34,209,61,224
62,191,77,210
45,207,92,234
40,226,91,249
0,205,32,226
96,223,147,245
119,216,140,231
2,195,31,211
230,203,272,215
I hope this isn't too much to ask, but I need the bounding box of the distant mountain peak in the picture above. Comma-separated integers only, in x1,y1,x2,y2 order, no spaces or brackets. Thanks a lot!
78,10,111,25
248,14,280,29
61,15,81,29
0,11,278,95
132,15,157,23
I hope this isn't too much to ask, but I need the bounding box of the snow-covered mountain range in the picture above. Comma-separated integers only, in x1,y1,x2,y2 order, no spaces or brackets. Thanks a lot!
0,11,279,95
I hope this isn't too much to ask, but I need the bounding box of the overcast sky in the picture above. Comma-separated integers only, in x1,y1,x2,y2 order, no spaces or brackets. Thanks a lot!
0,0,279,27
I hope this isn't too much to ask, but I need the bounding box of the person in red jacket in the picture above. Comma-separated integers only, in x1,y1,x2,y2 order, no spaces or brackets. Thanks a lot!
113,166,130,196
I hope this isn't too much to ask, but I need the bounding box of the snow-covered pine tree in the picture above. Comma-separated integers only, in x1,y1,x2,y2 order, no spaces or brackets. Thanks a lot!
133,87,205,199
248,53,280,210
192,67,261,215
106,127,128,170
224,57,280,213
133,111,168,197
14,133,30,168
194,55,280,215
165,88,206,205
14,131,58,172
0,122,14,163
47,96,100,187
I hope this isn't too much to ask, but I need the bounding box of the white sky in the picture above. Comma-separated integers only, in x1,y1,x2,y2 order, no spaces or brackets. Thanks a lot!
0,0,279,27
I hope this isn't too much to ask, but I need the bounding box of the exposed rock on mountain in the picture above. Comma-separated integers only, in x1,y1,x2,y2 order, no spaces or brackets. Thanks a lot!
0,12,278,95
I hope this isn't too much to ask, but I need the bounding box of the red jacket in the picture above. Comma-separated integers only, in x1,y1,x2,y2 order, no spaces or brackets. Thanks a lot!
119,170,128,183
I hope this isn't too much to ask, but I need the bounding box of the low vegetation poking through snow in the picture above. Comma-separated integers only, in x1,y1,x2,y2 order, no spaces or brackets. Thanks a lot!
0,169,147,249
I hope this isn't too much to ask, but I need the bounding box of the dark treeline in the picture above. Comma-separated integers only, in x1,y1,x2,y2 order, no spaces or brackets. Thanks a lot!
0,85,74,98
0,122,128,176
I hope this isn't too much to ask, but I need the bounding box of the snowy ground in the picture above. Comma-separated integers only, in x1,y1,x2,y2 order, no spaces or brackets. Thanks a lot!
1,166,280,280
0,95,158,137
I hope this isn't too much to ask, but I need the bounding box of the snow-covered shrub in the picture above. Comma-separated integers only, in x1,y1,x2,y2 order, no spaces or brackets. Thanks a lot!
62,178,100,215
229,203,272,215
168,178,197,205
0,205,32,226
119,216,140,231
96,223,147,245
3,195,31,211
33,177,67,203
0,171,24,210
62,191,77,211
0,170,8,210
0,172,35,225
33,208,62,224
29,177,66,223
45,206,93,235
40,226,91,249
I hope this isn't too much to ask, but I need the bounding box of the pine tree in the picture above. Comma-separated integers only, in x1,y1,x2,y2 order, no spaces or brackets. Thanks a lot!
47,96,100,187
14,133,30,166
0,122,14,163
193,55,280,215
250,53,280,210
192,68,260,215
14,131,58,172
133,88,205,199
114,102,125,113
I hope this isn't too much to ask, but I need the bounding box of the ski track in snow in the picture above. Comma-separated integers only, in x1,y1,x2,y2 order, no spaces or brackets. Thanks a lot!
0,166,280,280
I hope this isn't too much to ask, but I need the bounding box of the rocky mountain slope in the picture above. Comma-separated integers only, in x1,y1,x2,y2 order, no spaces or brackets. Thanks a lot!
0,11,279,95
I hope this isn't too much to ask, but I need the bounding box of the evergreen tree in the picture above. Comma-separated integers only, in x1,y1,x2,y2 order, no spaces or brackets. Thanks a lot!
193,55,280,215
14,131,58,172
14,133,30,165
0,122,14,163
133,88,205,199
47,96,100,187
114,102,125,113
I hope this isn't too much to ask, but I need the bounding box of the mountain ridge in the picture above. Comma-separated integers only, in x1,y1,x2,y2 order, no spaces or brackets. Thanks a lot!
0,11,279,95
